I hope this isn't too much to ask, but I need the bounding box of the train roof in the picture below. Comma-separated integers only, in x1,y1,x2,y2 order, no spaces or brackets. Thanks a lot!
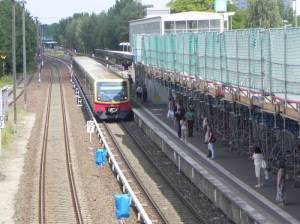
73,56,123,81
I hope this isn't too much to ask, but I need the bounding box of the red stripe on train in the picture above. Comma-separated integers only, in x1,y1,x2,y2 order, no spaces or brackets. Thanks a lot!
93,101,132,113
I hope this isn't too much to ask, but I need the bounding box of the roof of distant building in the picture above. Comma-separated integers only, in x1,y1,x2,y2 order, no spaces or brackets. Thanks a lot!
130,11,234,24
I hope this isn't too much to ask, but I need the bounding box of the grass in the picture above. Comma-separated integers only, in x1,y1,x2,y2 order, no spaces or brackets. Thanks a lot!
45,48,65,58
2,106,26,150
0,75,12,88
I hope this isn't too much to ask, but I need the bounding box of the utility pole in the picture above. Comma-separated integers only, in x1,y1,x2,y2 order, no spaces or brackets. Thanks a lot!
12,0,17,125
293,0,299,27
22,0,27,109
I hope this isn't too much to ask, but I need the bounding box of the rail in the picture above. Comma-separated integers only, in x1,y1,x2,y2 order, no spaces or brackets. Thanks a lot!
50,56,153,224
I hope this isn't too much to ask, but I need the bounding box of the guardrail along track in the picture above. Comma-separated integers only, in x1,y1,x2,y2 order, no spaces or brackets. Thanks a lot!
39,60,83,224
100,122,168,224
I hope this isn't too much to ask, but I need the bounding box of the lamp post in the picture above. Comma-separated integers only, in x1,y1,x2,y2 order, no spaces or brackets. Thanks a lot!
12,0,17,124
21,0,27,109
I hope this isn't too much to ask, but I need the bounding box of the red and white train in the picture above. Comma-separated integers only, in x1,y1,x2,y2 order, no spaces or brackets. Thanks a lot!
72,56,133,120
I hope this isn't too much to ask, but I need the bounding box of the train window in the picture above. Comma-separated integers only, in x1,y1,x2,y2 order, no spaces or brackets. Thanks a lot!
97,81,128,102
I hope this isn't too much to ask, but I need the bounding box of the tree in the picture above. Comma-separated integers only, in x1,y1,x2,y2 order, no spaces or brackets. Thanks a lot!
167,0,213,13
0,0,37,76
44,0,145,52
248,0,283,28
278,0,293,25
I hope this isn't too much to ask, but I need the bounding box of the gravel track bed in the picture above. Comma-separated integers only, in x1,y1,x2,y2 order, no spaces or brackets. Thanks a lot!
106,122,201,224
43,64,77,223
100,123,166,223
122,121,234,224
61,62,138,224
14,65,52,223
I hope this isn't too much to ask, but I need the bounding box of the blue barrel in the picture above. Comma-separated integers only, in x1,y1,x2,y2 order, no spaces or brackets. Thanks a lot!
95,148,107,166
115,194,131,219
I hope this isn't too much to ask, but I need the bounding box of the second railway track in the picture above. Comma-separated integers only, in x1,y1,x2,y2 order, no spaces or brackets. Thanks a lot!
39,60,83,224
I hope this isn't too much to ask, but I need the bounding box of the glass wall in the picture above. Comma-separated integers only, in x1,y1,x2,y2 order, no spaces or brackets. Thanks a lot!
164,19,223,33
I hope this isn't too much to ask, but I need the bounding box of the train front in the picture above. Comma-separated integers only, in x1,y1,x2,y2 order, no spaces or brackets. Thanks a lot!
94,80,133,120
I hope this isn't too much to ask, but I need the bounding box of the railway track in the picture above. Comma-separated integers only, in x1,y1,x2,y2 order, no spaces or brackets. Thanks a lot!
99,122,168,224
121,121,233,224
39,60,83,224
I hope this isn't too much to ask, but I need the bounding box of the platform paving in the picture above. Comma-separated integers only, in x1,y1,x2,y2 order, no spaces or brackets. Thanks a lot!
133,100,300,224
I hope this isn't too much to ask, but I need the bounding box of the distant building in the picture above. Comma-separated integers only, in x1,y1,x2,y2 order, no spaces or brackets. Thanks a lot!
129,9,234,44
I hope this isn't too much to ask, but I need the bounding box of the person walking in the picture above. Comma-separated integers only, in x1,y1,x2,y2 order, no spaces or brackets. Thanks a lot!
142,84,148,103
136,85,142,102
205,123,215,160
167,97,174,119
185,107,195,137
128,74,133,95
276,161,286,206
180,117,188,143
252,146,264,188
175,103,182,138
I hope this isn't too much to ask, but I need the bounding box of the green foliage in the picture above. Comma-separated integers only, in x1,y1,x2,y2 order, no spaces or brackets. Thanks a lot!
278,0,294,25
0,0,37,77
248,0,283,28
232,9,248,29
44,0,144,52
167,0,213,12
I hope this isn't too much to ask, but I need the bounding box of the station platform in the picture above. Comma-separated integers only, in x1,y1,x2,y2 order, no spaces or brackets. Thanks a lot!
132,100,300,224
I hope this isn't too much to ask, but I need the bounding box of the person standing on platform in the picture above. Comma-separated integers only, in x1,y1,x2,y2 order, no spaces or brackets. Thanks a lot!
252,146,264,188
276,160,286,206
136,85,142,102
142,84,148,103
205,124,215,160
175,103,183,138
128,74,133,96
172,100,177,128
185,107,195,137
180,117,188,143
167,97,174,119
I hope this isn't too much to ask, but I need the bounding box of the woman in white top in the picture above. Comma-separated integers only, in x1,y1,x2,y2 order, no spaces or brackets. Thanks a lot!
180,117,188,143
252,146,264,188
167,97,174,119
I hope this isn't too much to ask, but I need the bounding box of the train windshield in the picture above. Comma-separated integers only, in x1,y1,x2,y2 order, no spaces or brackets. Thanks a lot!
97,81,128,102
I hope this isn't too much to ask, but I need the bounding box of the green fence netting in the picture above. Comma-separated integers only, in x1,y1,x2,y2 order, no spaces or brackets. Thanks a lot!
132,28,300,97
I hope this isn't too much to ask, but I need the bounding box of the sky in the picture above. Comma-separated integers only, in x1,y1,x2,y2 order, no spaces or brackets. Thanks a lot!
27,0,170,24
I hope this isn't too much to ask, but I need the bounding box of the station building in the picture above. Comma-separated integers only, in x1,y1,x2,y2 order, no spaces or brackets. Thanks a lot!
129,8,234,42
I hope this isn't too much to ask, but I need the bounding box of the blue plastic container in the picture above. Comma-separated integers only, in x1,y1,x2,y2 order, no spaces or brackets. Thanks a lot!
115,194,131,219
95,148,107,167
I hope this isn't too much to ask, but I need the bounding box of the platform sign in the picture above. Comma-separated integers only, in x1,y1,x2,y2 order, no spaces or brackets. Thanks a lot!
0,87,8,116
87,120,95,143
87,120,95,133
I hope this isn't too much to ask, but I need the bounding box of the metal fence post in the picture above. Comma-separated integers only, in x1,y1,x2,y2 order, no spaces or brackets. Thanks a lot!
236,30,240,93
260,30,265,123
283,27,288,131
